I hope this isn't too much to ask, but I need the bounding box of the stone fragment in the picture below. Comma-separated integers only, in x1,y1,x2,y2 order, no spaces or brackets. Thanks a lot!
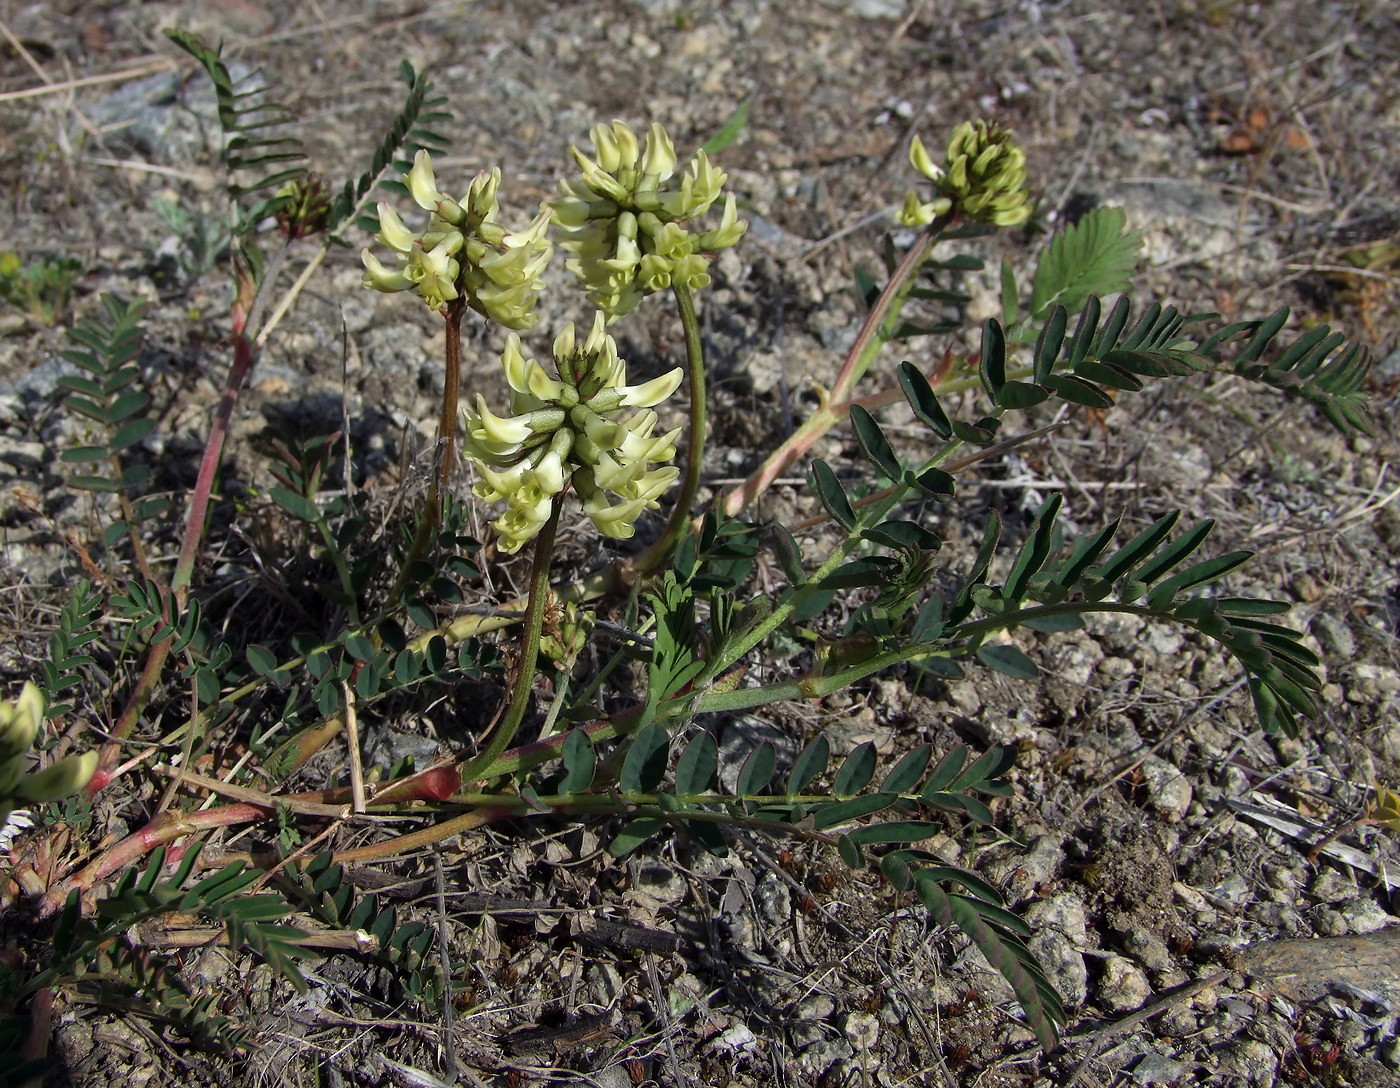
1098,955,1152,1013
1130,1051,1192,1085
1030,930,1088,1007
1336,896,1395,935
1140,755,1192,822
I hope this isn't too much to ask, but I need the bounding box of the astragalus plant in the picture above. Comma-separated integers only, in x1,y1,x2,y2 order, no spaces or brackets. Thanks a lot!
0,33,1375,1073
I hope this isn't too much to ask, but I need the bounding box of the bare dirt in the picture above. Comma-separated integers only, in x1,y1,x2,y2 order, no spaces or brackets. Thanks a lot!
2,2,1400,1086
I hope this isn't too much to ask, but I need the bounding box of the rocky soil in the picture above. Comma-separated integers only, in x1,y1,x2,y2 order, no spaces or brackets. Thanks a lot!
2,1,1399,1086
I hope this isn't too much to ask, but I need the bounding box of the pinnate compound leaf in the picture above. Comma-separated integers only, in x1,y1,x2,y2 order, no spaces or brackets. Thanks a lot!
915,875,1063,1050
1030,206,1140,320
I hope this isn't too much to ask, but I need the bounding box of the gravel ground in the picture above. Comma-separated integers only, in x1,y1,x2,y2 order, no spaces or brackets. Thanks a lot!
2,1,1399,1086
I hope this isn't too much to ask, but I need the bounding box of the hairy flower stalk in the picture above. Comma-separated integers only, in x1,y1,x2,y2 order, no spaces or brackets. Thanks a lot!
552,121,747,322
362,150,552,329
900,120,1032,228
364,150,555,596
464,312,683,553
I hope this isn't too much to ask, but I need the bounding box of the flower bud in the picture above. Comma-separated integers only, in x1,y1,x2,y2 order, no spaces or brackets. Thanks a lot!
463,312,682,551
13,751,98,803
407,150,449,211
375,203,417,252
641,123,678,182
0,683,43,762
0,683,96,820
552,121,745,321
363,155,551,325
902,121,1031,229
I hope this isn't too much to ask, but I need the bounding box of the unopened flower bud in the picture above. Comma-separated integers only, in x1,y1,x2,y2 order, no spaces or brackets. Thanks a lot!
900,121,1031,229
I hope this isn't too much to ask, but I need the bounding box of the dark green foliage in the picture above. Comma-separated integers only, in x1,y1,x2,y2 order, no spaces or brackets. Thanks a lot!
570,722,1061,1045
811,459,858,530
165,30,306,233
113,579,203,654
41,580,104,718
26,845,306,1054
287,853,444,1005
1200,308,1374,435
56,298,167,548
329,61,453,237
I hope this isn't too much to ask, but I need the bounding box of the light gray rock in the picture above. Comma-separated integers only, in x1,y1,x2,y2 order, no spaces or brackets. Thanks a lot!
1099,955,1152,1014
1029,930,1088,1007
1024,892,1089,945
832,0,906,20
1121,929,1173,973
711,1022,757,1053
986,835,1064,903
1310,868,1358,903
1140,755,1192,822
1336,896,1394,935
1311,613,1356,658
798,1037,854,1076
842,1011,879,1051
1213,1037,1280,1086
1130,1051,1192,1085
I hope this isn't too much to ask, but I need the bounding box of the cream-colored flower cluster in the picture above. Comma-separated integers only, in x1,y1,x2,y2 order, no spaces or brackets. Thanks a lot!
0,682,96,827
899,121,1032,229
362,150,552,329
552,121,746,322
464,313,683,552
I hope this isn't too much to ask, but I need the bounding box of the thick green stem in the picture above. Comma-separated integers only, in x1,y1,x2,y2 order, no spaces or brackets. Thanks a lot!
457,497,563,784
829,214,950,403
718,212,953,518
633,282,706,574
